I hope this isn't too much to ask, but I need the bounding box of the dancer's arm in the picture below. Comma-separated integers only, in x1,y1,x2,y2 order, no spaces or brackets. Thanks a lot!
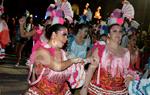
34,48,83,72
19,17,36,38
124,49,136,87
80,48,99,95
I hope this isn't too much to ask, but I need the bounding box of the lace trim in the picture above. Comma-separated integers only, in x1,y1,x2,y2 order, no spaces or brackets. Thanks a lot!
89,83,128,95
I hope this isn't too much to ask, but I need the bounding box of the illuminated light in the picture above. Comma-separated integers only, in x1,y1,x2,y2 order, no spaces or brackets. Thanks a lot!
30,14,33,17
94,6,101,19
26,10,30,17
35,15,38,18
26,13,30,17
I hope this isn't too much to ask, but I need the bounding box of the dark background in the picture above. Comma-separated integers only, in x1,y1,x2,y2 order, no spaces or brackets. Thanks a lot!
2,0,150,31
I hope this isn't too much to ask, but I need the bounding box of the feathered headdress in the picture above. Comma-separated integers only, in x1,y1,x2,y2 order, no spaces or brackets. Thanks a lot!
108,8,124,25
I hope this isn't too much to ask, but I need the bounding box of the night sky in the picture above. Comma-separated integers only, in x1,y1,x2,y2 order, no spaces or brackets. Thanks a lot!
3,0,121,19
1,0,150,30
3,0,52,18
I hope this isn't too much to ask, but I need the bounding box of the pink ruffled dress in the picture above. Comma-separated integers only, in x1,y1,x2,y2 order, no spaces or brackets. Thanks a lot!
88,41,138,95
0,20,10,48
26,41,85,95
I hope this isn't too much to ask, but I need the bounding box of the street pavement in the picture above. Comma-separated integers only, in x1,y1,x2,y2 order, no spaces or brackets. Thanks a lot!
0,54,28,95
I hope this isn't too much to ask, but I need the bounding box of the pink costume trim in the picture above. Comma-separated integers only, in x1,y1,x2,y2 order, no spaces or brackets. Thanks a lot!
92,41,105,85
0,7,4,12
27,64,46,86
33,27,43,44
27,42,56,86
0,6,4,15
126,69,140,80
101,47,130,78
89,83,128,95
117,18,124,25
29,40,55,64
91,41,138,85
68,64,85,89
28,41,85,90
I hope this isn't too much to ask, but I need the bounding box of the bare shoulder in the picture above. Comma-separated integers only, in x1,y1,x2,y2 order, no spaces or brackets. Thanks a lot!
35,48,50,55
34,48,51,65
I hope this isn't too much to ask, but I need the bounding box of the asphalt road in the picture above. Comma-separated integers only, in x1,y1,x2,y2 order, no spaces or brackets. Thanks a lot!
0,54,28,95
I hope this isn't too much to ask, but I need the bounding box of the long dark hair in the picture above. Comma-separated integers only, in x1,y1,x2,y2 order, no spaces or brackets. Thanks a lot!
45,24,67,40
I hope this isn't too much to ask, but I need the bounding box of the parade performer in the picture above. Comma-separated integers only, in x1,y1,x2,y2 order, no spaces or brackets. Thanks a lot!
0,0,10,59
45,0,73,25
80,24,139,95
25,24,85,95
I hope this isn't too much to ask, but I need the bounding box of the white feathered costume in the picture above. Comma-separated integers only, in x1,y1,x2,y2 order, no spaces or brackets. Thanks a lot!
45,0,73,24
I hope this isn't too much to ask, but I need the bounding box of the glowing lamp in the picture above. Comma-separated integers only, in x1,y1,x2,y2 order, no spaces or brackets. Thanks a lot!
94,6,101,19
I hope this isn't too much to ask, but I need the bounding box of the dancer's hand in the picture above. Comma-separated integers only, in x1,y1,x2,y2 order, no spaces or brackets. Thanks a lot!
80,86,88,95
124,75,133,87
71,58,83,64
87,57,99,67
89,48,99,67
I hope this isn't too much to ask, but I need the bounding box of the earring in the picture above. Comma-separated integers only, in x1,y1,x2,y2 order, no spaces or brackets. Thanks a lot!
52,40,57,46
108,34,110,38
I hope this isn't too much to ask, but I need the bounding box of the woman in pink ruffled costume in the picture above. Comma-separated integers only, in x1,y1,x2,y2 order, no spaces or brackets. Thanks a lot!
25,24,85,95
0,16,10,59
80,24,139,95
45,0,73,25
0,0,10,59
